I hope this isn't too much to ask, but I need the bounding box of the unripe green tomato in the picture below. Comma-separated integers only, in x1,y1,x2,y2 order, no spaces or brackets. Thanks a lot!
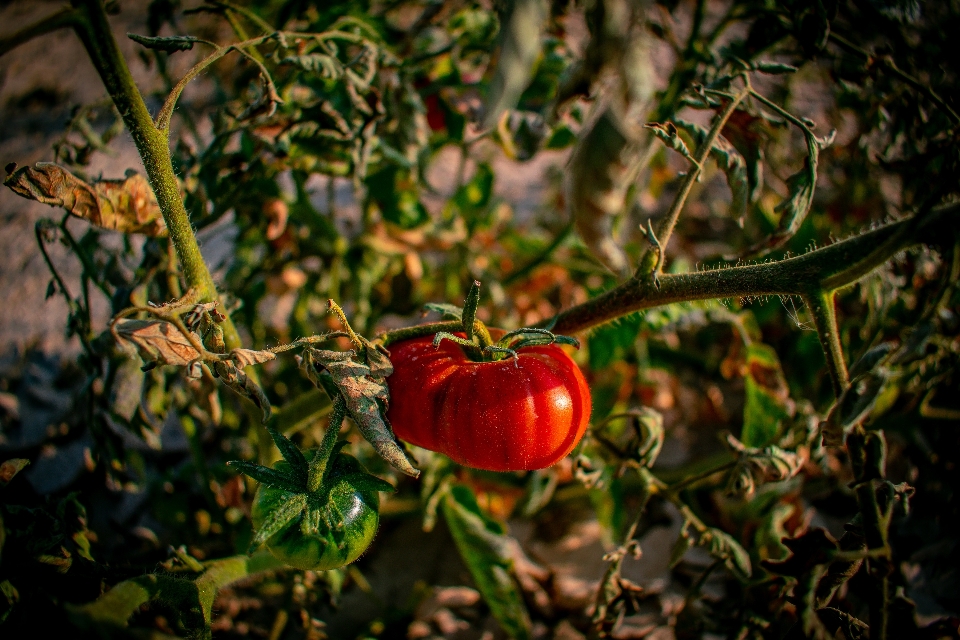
251,454,380,571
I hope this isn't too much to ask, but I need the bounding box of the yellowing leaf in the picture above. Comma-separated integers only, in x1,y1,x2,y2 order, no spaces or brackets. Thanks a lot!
742,343,791,448
4,163,167,236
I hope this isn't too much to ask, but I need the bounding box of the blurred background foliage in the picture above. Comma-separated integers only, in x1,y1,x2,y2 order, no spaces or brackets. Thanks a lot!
0,0,958,638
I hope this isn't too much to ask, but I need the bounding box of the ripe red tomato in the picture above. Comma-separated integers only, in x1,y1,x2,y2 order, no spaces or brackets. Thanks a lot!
386,331,591,471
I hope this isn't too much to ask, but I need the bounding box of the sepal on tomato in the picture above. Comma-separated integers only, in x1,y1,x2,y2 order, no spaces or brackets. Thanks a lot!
248,492,307,553
226,460,303,493
265,425,308,484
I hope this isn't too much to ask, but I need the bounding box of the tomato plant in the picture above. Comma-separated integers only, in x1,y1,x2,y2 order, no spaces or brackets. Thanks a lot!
387,331,591,471
3,1,959,638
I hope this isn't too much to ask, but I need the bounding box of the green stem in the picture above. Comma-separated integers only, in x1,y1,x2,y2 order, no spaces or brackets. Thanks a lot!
804,290,849,398
35,222,97,358
70,0,242,350
550,202,959,335
155,33,274,132
308,395,346,492
461,280,481,342
637,83,750,277
0,5,79,58
375,320,467,348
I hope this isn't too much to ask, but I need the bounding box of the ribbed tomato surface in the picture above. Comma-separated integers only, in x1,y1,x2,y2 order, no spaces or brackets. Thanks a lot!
386,331,591,471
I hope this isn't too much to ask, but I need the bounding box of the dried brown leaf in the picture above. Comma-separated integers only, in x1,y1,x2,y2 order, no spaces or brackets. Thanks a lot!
114,319,201,367
230,348,276,368
4,163,167,236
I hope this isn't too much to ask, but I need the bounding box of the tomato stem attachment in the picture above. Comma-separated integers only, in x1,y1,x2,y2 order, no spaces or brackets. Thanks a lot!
484,345,520,367
432,331,486,360
461,280,481,342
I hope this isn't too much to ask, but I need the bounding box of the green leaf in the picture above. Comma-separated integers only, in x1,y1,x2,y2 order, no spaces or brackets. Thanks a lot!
0,580,18,624
741,343,791,448
453,164,495,216
587,313,642,370
724,434,803,497
442,485,532,640
266,426,308,485
127,33,198,52
365,165,429,229
423,303,463,320
545,124,576,149
710,135,750,224
69,552,283,634
281,54,343,79
703,528,753,580
674,121,749,223
669,528,694,568
742,128,831,254
848,343,894,380
820,371,888,447
645,122,696,165
227,460,304,493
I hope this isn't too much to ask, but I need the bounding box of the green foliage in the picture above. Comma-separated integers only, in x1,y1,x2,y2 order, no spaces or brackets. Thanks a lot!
441,485,532,640
0,0,958,637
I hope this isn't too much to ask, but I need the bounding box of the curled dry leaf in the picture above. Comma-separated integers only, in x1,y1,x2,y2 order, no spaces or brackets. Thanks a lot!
230,348,277,368
113,319,201,368
5,163,168,236
725,433,804,497
263,199,289,241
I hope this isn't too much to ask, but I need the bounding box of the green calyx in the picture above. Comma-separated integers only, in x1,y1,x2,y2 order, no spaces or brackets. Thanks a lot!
426,280,581,365
229,397,394,554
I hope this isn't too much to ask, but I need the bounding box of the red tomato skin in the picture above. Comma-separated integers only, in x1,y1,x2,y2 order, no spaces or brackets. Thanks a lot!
386,332,591,471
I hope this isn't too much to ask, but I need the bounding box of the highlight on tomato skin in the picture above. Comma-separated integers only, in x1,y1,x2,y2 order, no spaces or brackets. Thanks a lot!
386,331,592,472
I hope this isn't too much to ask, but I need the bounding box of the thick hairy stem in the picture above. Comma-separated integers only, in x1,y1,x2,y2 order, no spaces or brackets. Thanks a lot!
804,290,848,397
71,0,242,349
551,202,959,335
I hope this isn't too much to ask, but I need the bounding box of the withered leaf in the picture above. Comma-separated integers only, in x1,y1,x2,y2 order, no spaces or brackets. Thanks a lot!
725,433,803,497
302,348,418,477
214,361,272,423
5,163,167,236
645,121,695,164
114,319,201,368
230,348,277,368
